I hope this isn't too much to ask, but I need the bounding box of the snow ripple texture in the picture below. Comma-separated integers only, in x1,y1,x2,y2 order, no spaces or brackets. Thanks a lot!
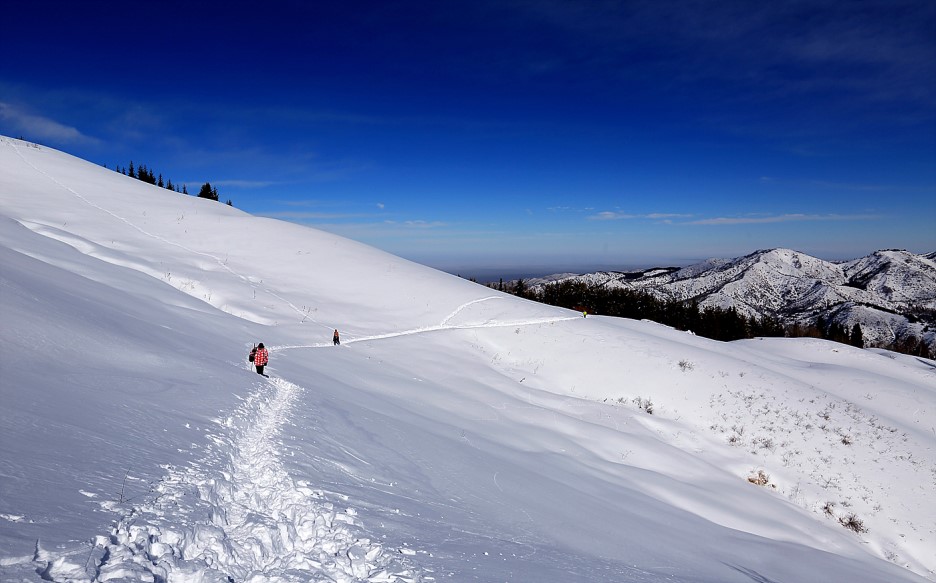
37,377,420,583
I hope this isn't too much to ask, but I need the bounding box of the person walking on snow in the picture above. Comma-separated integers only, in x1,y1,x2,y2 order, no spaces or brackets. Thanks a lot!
254,343,269,375
333,329,340,346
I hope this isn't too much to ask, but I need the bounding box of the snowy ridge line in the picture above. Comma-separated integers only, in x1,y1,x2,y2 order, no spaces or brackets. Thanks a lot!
5,139,317,327
270,314,581,351
34,377,422,583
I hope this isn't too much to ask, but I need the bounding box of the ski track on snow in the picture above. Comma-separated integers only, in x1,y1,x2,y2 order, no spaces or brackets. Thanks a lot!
35,377,421,583
6,139,318,328
438,296,501,326
272,296,580,352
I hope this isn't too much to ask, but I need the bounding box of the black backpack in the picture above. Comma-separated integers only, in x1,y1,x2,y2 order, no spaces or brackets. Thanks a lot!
248,346,257,362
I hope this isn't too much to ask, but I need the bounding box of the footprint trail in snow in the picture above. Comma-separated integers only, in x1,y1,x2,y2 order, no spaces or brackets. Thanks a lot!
36,377,421,583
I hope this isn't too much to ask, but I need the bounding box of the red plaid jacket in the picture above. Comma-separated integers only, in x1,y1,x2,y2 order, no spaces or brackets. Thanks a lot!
254,348,269,366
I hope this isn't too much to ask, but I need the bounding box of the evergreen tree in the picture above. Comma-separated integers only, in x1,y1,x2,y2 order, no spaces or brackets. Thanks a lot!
182,185,188,195
128,161,135,178
850,323,864,348
750,315,784,338
829,321,849,344
198,182,219,201
513,278,528,299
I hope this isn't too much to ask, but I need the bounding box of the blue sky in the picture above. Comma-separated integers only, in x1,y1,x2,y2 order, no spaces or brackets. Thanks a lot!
2,0,934,276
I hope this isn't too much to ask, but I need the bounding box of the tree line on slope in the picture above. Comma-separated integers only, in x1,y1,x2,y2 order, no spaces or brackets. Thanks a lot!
109,160,232,206
492,279,934,358
494,279,785,341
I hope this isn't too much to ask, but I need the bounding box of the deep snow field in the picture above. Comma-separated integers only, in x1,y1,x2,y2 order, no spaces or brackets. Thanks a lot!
1,135,934,583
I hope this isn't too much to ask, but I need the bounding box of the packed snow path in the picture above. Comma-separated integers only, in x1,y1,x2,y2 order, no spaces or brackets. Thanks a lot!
35,377,421,583
272,296,581,351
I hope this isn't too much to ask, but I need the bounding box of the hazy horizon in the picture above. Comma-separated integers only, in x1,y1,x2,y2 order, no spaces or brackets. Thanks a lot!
428,247,936,283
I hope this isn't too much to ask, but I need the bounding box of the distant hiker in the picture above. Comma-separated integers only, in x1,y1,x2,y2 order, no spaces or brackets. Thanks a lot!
583,311,587,318
254,343,269,375
333,329,340,346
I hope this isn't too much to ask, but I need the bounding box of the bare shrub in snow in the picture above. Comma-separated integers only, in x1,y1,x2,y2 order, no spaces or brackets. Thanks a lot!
839,513,868,533
727,424,745,446
756,436,776,452
632,396,654,414
677,359,694,372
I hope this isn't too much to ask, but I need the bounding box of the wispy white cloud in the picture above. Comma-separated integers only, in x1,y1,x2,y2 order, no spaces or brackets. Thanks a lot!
646,213,693,219
383,220,448,229
588,211,693,221
261,211,378,220
0,102,98,144
277,199,346,208
214,179,279,188
808,180,895,192
689,213,882,225
268,209,446,228
589,211,637,220
758,175,898,192
586,210,883,226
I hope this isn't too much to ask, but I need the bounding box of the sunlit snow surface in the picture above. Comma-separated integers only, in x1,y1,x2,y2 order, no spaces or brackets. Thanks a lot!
1,136,933,582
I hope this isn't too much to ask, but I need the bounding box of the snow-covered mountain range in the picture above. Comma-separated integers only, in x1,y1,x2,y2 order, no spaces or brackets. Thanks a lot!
1,136,934,583
526,247,936,352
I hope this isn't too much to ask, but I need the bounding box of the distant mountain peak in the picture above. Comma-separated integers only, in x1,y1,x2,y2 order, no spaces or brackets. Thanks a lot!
527,248,936,351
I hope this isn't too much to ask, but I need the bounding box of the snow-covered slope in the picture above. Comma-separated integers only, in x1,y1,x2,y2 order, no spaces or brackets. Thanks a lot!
845,250,936,306
1,136,934,582
528,247,936,352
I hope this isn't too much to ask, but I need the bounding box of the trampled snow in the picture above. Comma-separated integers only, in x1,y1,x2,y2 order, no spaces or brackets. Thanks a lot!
1,136,934,582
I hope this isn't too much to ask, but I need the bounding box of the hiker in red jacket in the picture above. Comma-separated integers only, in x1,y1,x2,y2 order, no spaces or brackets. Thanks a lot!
254,343,269,375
